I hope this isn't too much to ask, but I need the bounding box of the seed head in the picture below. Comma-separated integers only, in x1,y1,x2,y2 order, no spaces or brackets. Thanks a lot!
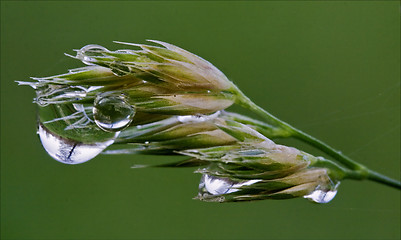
178,123,342,203
104,111,289,155
19,40,238,116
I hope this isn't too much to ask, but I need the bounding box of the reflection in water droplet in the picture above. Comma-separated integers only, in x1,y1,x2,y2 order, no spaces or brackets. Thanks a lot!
42,103,94,131
199,174,261,195
93,93,135,132
35,85,87,107
38,124,116,164
304,182,340,203
76,45,109,65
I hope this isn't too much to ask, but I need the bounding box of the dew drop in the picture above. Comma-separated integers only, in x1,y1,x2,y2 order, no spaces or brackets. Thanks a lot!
76,44,109,65
199,174,260,195
177,111,221,123
131,164,148,169
93,93,135,132
38,123,116,164
304,182,340,203
201,174,236,195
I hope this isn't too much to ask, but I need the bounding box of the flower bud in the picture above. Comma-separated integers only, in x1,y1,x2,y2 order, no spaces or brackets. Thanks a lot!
16,40,245,164
194,158,340,203
103,110,290,155
178,123,342,203
20,40,238,116
104,111,238,154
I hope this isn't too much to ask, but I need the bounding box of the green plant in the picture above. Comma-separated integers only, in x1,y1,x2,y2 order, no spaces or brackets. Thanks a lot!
18,40,400,203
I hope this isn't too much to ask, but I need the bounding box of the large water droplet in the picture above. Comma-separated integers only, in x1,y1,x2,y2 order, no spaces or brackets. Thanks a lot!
303,182,340,203
76,45,109,65
93,93,135,132
38,124,116,164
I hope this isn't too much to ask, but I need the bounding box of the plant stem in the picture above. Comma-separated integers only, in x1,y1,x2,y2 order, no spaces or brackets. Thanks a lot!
366,169,401,189
233,87,401,190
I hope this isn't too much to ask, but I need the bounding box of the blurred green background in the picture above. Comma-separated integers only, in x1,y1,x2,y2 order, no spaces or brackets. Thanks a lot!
1,1,400,240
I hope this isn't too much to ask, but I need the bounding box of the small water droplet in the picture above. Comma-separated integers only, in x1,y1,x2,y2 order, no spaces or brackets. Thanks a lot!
38,124,116,164
76,45,109,65
199,174,260,196
201,174,236,195
131,164,148,169
177,111,221,123
304,182,340,203
93,93,135,132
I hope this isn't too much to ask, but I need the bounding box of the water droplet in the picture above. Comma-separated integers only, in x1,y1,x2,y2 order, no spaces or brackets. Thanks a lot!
199,174,260,195
131,164,148,169
201,174,236,195
76,45,109,65
177,111,221,123
93,93,135,132
38,124,116,164
304,182,340,203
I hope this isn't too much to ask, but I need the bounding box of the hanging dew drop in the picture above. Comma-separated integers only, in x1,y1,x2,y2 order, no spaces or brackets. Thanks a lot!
199,174,261,196
37,123,116,164
93,93,135,132
303,182,340,203
304,189,338,203
201,174,236,195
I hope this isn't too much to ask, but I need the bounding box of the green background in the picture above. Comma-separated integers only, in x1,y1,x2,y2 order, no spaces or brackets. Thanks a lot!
1,1,400,239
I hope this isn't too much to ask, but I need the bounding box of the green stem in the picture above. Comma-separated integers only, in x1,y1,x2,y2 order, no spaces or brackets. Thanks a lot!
233,87,401,190
366,170,401,189
293,130,365,172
